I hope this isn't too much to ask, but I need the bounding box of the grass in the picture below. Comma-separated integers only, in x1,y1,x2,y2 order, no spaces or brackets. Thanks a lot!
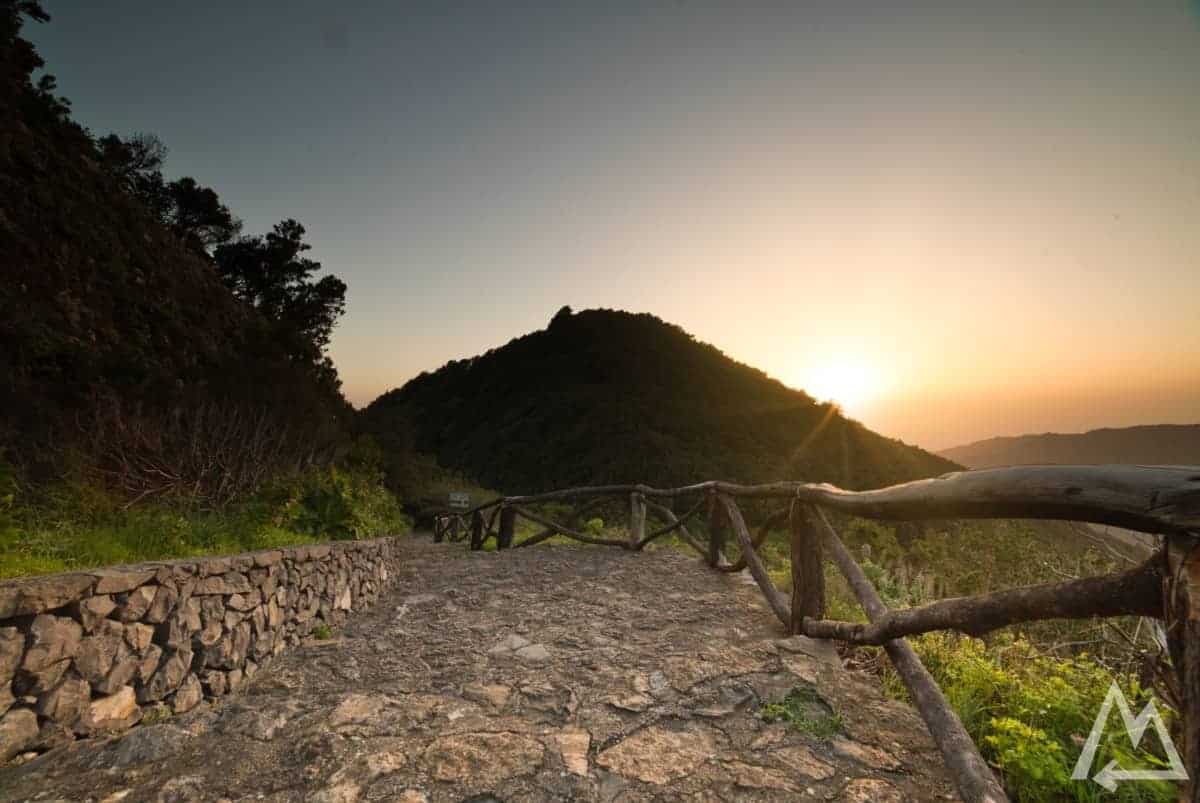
0,463,411,578
758,683,845,739
311,623,333,640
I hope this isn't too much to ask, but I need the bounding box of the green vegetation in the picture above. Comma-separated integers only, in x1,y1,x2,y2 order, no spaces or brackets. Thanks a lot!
140,705,173,727
0,458,411,579
0,8,1177,799
310,624,334,640
893,633,1174,803
0,3,422,578
363,307,958,496
736,513,1171,802
758,683,845,739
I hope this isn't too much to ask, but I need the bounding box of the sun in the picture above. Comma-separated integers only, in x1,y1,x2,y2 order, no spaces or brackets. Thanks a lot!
802,357,877,414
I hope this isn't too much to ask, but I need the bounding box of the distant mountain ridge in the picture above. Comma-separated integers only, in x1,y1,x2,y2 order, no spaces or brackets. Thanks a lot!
939,424,1200,468
362,308,957,495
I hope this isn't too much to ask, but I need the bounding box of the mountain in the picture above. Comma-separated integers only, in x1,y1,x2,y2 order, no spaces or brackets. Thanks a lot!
939,424,1200,469
363,307,958,495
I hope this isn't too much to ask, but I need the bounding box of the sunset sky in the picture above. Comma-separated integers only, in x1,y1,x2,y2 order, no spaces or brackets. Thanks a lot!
32,1,1200,450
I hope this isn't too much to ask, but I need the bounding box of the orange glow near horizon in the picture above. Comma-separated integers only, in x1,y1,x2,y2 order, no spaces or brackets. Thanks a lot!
795,356,883,418
307,3,1200,452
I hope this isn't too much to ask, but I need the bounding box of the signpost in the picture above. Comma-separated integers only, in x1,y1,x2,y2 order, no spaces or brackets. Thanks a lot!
448,492,470,511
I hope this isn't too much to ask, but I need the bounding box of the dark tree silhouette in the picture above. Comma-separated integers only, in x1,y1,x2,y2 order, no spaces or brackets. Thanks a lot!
97,134,240,254
165,176,240,252
214,219,347,358
96,133,171,217
2,1,351,494
363,309,958,495
2,1,70,125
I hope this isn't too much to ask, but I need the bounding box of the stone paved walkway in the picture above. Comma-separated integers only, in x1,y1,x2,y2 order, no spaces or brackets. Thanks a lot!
0,539,958,802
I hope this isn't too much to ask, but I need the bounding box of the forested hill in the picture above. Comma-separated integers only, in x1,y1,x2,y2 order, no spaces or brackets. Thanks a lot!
940,424,1200,469
363,308,957,494
0,3,349,494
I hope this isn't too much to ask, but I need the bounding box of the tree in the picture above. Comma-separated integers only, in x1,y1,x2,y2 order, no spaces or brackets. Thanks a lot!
2,1,70,125
96,134,240,254
214,219,347,359
96,132,171,219
1,0,354,497
165,176,240,252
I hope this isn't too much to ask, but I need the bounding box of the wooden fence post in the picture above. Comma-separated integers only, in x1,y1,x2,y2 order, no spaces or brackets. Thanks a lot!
498,506,516,550
789,502,826,633
1166,534,1200,802
628,492,646,549
433,516,444,543
707,493,726,568
470,510,484,550
450,515,461,542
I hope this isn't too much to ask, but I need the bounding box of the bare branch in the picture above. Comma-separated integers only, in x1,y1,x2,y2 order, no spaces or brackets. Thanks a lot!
811,507,1009,803
508,506,630,547
717,494,790,627
803,551,1164,645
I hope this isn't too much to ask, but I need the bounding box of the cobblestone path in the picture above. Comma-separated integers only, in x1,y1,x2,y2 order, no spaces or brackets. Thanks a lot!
1,539,958,802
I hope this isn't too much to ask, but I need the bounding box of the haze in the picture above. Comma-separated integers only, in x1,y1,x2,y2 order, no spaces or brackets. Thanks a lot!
32,1,1200,450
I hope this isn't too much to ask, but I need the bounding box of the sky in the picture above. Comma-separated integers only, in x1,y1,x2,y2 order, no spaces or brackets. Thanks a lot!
30,1,1200,451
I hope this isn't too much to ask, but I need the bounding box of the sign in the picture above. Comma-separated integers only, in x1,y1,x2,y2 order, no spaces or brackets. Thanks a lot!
1071,681,1187,791
448,492,471,510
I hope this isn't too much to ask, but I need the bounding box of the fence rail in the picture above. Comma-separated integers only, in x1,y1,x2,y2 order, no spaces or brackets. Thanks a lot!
430,465,1200,803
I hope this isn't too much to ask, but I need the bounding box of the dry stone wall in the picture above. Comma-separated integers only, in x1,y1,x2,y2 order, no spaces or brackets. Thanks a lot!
0,537,400,762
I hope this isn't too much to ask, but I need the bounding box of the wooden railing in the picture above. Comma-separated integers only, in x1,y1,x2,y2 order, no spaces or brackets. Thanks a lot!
431,512,470,544
435,466,1200,803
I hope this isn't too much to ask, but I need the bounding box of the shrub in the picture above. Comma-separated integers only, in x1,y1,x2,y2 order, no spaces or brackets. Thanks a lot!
886,632,1177,803
985,717,1070,801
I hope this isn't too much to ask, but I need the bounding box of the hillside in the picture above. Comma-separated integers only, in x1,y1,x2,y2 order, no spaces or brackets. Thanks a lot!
0,4,412,580
0,4,348,488
363,308,957,494
939,424,1200,468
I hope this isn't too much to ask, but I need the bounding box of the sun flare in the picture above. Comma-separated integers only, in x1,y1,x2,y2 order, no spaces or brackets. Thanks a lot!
802,358,878,414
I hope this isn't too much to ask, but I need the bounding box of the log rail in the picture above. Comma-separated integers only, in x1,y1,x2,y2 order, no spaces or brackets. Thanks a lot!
434,466,1200,803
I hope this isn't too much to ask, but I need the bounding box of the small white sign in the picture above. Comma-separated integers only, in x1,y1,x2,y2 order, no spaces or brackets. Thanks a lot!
448,492,471,510
1071,681,1187,791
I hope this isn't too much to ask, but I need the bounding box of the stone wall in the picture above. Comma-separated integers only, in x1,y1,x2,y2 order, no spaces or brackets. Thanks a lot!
0,537,400,762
